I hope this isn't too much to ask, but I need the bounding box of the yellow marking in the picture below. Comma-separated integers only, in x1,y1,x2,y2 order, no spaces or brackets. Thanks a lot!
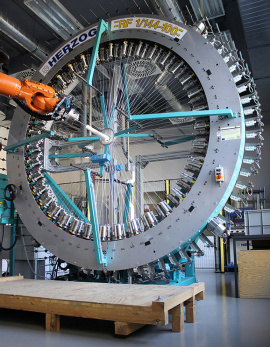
166,179,170,204
127,19,133,26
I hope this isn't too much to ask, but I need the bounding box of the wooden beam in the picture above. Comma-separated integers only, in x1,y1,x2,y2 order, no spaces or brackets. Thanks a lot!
185,296,196,323
114,322,145,335
45,313,60,332
169,303,184,332
0,276,24,282
196,290,205,301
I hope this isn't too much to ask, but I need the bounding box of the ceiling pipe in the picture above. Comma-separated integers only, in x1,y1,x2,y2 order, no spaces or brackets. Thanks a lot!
155,69,191,124
0,12,49,61
149,0,185,23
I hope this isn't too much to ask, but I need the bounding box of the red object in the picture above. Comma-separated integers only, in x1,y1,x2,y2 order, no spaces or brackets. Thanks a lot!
218,174,222,179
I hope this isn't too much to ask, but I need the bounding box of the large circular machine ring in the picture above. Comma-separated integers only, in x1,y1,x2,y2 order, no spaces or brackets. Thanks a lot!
7,15,246,271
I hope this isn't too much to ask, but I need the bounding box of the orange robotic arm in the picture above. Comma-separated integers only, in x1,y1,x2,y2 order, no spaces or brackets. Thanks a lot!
0,72,60,114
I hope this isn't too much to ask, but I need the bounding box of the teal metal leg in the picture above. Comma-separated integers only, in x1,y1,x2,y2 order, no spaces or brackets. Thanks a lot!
44,172,89,223
9,225,16,276
84,169,106,265
86,19,108,86
182,256,196,286
123,183,132,228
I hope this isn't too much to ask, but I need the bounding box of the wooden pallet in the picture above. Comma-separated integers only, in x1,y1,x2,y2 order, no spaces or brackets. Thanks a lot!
0,276,205,336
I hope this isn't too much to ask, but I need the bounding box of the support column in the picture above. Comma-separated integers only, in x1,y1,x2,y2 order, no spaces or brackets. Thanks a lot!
135,156,144,218
185,297,196,323
81,83,88,137
9,225,16,276
169,303,184,332
45,313,60,332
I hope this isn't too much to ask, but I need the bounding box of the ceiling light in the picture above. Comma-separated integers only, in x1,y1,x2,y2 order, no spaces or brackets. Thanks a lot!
24,0,84,40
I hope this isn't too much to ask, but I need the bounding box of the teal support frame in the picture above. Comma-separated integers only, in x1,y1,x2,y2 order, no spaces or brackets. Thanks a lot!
9,225,16,276
68,136,99,142
162,135,195,147
84,169,107,265
114,126,138,136
86,19,108,86
4,131,55,153
117,133,153,138
123,183,132,228
49,152,94,159
180,258,196,286
109,103,116,128
100,94,109,128
100,144,110,176
43,172,89,223
129,109,236,122
120,62,131,117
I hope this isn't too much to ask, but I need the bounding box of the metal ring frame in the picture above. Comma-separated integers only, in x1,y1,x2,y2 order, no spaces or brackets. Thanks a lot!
7,15,250,271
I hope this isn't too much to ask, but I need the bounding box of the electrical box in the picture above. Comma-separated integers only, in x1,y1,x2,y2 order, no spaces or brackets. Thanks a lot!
215,165,224,183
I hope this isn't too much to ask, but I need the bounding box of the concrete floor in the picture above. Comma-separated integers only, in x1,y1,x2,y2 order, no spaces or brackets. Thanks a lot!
0,270,269,347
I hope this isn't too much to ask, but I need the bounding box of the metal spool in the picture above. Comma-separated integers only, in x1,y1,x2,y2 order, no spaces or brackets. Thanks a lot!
100,225,108,242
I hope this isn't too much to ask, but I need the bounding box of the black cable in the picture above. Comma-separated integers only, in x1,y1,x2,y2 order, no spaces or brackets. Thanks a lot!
0,214,19,251
51,257,58,280
13,98,53,121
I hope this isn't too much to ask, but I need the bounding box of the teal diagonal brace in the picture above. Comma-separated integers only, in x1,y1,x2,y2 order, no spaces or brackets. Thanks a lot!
123,183,132,229
114,126,138,136
85,169,106,265
129,109,236,122
43,172,89,223
100,144,110,176
68,136,99,142
109,102,116,128
49,152,94,159
120,62,131,117
4,131,55,153
116,133,153,138
100,94,109,128
161,135,195,147
86,19,108,86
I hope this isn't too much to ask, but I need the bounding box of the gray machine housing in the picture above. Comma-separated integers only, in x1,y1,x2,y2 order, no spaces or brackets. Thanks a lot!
7,15,244,270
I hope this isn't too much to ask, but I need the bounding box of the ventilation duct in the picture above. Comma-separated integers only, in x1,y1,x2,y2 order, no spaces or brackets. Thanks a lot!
149,0,185,23
155,70,190,124
0,12,49,61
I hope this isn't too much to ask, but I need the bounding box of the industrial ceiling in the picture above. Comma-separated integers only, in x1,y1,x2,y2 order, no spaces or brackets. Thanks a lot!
0,0,269,123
